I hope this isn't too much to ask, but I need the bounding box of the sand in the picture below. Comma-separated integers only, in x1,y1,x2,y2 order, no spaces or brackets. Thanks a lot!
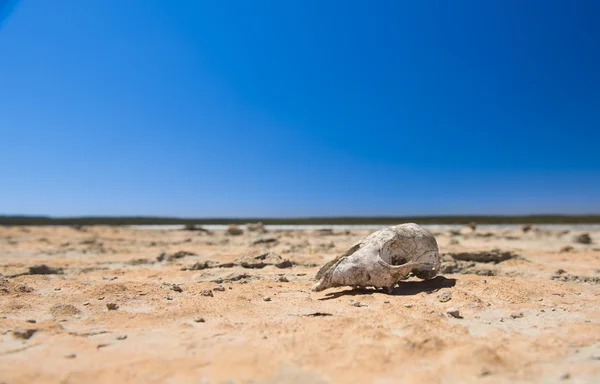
1,224,599,383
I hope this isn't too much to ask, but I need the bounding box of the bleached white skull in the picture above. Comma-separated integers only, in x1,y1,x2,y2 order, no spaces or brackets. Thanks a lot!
312,223,440,293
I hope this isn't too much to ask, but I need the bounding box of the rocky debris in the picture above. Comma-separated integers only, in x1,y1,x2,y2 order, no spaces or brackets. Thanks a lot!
252,237,278,246
106,303,119,311
446,308,462,318
437,291,452,303
246,222,265,232
171,284,183,293
157,250,196,262
13,329,37,340
193,316,205,323
28,264,64,275
303,312,333,317
182,252,292,271
574,233,592,244
126,258,154,266
560,246,574,253
183,224,213,234
181,260,228,271
551,272,600,285
227,224,243,236
444,249,518,264
263,297,272,302
236,253,292,269
521,224,533,233
49,304,81,317
212,273,252,284
277,276,289,283
213,285,226,292
510,312,524,319
201,290,214,297
440,255,496,276
1,279,33,295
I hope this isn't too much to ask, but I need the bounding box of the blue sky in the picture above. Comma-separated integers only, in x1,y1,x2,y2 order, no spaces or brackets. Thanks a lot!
1,0,599,217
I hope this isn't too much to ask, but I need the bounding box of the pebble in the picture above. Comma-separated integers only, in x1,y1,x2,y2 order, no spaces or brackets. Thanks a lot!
201,290,214,297
26,319,36,324
560,373,570,380
213,286,226,292
446,308,462,318
12,329,37,340
171,284,183,293
116,335,127,340
194,316,206,323
106,303,119,311
510,312,524,319
437,291,452,303
64,353,77,359
263,297,272,302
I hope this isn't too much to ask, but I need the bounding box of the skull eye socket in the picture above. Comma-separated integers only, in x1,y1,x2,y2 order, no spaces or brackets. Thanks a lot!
392,257,408,266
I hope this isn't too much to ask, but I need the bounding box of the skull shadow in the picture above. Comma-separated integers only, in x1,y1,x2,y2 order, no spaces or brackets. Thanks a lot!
318,276,457,300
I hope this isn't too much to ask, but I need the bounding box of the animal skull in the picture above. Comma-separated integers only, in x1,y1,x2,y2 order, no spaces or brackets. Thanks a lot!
312,223,440,293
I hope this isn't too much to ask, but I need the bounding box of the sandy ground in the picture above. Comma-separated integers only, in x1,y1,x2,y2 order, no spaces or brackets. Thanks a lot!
1,224,599,383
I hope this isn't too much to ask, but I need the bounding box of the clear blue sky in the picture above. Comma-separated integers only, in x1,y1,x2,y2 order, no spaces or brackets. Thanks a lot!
1,1,599,217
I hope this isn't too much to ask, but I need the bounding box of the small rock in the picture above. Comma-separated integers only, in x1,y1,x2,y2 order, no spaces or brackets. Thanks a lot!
437,291,452,303
350,300,367,307
213,285,226,292
521,224,533,233
277,276,289,283
171,284,183,293
201,290,214,297
12,329,37,340
193,316,205,323
560,246,574,253
83,302,90,306
246,222,265,232
555,269,567,275
227,224,243,236
446,308,462,318
404,303,413,308
510,312,524,319
28,265,63,275
560,373,571,380
26,319,36,324
106,303,119,311
116,335,127,340
49,304,81,318
383,300,390,304
98,297,105,300
574,233,592,244
263,297,272,302
64,353,77,359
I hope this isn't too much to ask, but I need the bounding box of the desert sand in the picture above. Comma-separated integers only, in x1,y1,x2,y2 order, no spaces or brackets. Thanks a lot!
1,224,599,383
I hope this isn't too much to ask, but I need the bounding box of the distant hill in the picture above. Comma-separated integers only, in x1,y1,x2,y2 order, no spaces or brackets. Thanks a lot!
1,215,600,226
